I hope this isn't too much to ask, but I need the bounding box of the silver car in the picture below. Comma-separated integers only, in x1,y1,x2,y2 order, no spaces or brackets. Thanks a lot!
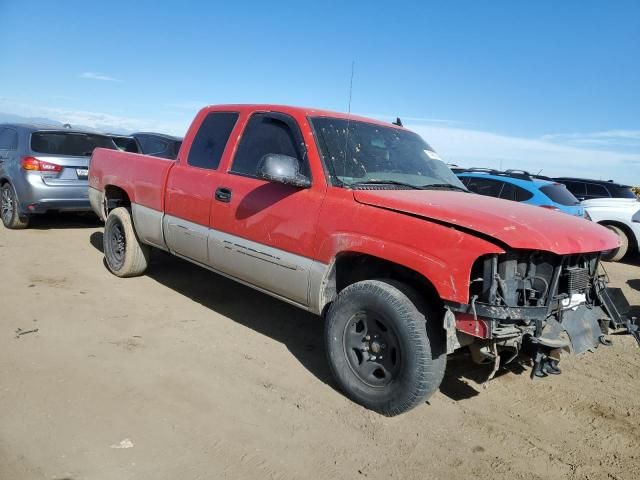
0,124,117,228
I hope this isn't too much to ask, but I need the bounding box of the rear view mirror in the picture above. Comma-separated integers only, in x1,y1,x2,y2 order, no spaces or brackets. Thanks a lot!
257,154,311,188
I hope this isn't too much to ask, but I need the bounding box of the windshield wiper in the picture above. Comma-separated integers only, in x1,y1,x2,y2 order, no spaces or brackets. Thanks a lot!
421,183,468,192
349,179,423,190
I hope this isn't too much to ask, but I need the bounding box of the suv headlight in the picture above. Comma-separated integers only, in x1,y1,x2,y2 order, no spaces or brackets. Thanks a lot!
633,209,640,223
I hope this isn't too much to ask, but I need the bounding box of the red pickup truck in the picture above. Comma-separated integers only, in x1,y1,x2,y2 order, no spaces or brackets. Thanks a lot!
89,104,629,416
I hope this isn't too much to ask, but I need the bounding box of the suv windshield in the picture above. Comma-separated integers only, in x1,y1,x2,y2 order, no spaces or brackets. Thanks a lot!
540,184,580,206
310,117,465,190
31,132,117,156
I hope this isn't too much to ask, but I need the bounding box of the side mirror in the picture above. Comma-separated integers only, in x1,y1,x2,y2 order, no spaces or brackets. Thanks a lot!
257,154,311,188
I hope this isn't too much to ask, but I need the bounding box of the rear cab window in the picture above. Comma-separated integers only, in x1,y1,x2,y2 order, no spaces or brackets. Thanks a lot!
31,131,117,156
187,112,238,169
540,184,580,206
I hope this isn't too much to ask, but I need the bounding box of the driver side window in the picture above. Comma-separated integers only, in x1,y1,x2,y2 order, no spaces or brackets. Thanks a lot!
231,113,310,178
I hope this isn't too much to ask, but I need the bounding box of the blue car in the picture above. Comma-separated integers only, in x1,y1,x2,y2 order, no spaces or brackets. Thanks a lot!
456,169,586,218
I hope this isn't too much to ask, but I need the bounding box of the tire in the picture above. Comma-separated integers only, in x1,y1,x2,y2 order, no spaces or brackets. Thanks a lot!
103,207,150,277
324,279,447,416
601,225,629,262
0,183,29,229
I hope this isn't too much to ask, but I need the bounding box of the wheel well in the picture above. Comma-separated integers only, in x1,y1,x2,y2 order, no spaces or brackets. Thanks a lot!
104,185,131,216
321,252,443,316
598,220,638,252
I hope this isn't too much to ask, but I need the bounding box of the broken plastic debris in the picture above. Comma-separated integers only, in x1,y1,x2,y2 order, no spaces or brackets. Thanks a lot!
110,438,134,449
14,328,39,339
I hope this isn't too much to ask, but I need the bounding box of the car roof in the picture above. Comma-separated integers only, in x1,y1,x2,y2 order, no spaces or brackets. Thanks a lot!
0,122,107,135
456,171,554,188
200,104,409,131
553,177,631,188
107,133,134,139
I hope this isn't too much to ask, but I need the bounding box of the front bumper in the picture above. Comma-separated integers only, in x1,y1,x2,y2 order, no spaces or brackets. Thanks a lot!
447,278,638,356
447,300,606,354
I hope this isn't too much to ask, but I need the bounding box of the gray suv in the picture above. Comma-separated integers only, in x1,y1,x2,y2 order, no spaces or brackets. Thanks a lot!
0,124,117,229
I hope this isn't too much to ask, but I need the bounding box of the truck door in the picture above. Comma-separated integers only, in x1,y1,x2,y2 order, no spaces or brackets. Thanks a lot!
163,112,239,265
209,112,326,306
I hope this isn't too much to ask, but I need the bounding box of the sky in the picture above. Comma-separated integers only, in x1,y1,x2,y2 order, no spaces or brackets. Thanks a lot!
1,0,639,183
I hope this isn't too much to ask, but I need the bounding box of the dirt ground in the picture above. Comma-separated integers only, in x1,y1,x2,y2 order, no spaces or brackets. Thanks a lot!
1,215,638,480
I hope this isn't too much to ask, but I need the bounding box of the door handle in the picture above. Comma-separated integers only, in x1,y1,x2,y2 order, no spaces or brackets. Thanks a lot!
215,187,232,203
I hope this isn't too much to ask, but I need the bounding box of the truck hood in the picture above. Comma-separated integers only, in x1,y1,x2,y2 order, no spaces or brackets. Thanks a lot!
353,190,619,255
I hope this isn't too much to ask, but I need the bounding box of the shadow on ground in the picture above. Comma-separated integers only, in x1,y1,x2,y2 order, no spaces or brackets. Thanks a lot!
89,231,534,403
26,213,101,230
90,232,335,389
439,350,532,400
620,256,640,267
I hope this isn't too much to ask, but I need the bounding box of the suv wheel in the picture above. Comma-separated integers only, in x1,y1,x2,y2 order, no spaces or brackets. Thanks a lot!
601,225,629,262
103,207,150,277
325,279,447,416
1,183,29,229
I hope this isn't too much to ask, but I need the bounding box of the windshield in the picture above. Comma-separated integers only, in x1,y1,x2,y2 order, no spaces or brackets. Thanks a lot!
540,184,581,206
31,132,117,156
310,117,465,189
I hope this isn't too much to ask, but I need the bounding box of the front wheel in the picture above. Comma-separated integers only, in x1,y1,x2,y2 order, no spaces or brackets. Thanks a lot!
1,183,29,229
324,279,446,416
103,207,150,277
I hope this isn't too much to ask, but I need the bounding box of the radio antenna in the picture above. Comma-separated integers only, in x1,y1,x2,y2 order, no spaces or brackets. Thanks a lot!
347,60,355,115
343,61,355,181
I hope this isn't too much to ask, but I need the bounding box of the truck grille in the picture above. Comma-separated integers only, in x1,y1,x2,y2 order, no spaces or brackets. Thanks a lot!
562,266,590,294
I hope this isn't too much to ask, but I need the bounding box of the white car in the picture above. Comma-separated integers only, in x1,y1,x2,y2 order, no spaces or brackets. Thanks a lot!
582,198,640,261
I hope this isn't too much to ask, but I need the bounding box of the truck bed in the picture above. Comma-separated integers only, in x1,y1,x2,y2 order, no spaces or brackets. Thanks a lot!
89,148,174,213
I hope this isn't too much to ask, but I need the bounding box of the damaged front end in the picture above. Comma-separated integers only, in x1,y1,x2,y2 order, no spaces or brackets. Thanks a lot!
445,250,638,380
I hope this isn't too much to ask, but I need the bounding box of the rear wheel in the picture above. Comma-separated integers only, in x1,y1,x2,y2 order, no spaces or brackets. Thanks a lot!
601,225,629,262
0,183,29,229
103,207,150,277
325,279,447,416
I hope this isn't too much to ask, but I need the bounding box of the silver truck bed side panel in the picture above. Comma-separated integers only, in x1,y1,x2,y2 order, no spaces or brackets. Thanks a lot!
132,203,168,250
88,186,104,221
